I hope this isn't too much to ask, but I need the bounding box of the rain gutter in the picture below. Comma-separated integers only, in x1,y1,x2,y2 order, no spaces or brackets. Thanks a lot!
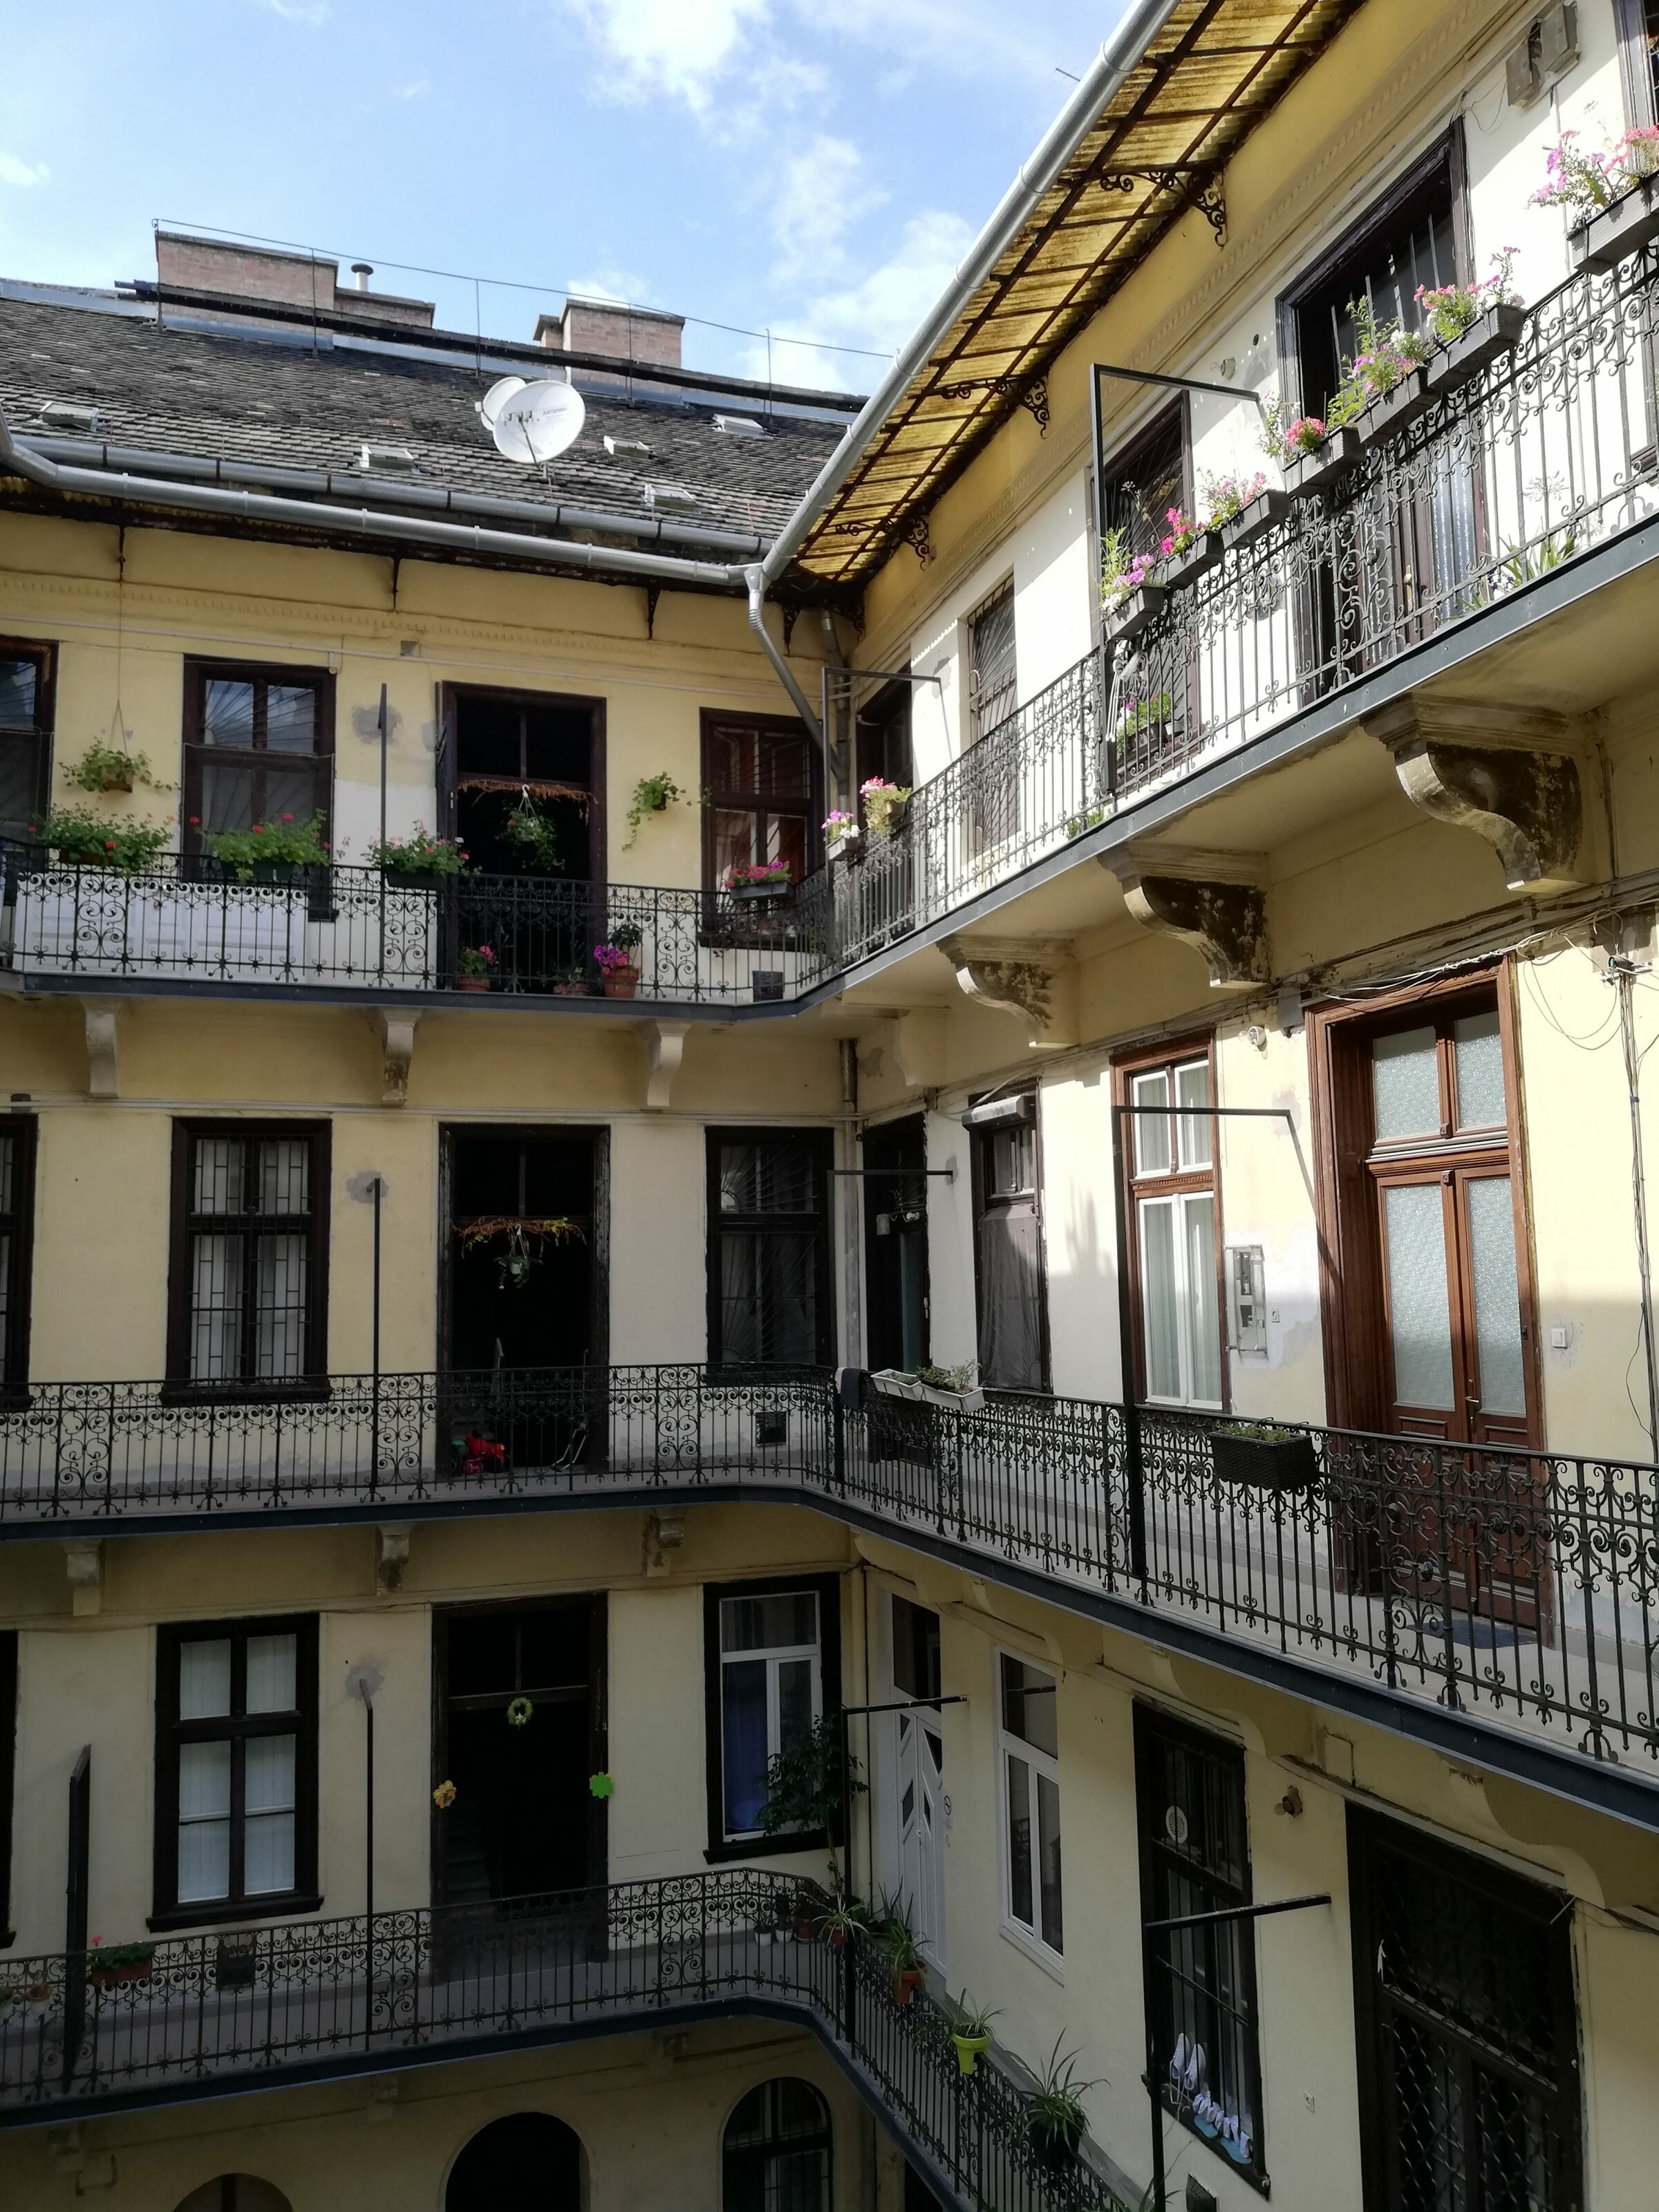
757,0,1183,587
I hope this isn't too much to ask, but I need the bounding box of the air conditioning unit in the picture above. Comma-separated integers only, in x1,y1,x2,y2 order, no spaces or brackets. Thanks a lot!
1506,3,1577,109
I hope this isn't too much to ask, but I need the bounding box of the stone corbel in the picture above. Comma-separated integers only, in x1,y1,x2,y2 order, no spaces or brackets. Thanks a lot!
941,937,1076,1048
64,1540,104,1618
639,1021,689,1112
644,1510,686,1577
376,1012,420,1108
375,1524,413,1595
1364,697,1588,890
82,1002,120,1099
1103,847,1270,989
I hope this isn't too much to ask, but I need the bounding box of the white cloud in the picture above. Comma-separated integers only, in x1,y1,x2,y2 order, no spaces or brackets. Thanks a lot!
768,135,887,286
747,207,974,391
565,265,655,306
261,0,330,22
393,76,431,100
563,0,772,111
0,152,49,189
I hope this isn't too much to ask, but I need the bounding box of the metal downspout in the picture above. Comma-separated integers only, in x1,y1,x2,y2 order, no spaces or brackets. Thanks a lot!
0,401,744,593
744,564,825,747
841,1038,862,1370
758,0,1183,587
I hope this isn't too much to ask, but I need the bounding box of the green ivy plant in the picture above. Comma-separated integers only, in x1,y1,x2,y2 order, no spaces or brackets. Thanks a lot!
623,774,686,849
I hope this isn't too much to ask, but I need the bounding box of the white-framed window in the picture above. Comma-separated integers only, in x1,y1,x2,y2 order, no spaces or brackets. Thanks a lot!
715,1586,825,1844
997,1650,1062,1960
1127,1055,1222,1407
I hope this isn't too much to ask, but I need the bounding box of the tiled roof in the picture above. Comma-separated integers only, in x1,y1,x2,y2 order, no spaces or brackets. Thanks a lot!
0,294,845,541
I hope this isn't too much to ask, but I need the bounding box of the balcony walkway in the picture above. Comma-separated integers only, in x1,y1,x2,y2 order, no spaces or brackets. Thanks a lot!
3,1367,1656,1829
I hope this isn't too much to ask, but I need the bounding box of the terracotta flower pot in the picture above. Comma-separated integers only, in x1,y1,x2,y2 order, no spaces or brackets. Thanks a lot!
894,1967,924,2005
456,976,491,994
602,964,640,1000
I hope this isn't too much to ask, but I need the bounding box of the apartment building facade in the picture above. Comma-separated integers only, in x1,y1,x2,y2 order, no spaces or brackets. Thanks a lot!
3,1,1659,2207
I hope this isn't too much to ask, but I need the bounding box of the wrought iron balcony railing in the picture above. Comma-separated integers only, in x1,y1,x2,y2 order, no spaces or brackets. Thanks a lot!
0,847,838,1003
0,1868,1123,2211
3,1366,1658,1797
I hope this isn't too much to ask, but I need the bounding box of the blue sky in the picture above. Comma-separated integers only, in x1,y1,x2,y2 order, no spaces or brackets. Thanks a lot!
0,0,1126,393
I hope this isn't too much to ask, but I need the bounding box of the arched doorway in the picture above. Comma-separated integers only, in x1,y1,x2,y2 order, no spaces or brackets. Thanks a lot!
174,2182,292,2212
722,2078,832,2212
446,2112,583,2209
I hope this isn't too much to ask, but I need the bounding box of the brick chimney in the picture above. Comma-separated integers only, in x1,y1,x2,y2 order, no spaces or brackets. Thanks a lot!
532,298,686,391
155,232,437,330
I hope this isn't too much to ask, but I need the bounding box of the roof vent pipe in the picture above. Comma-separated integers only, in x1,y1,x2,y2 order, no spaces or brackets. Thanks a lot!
351,263,373,292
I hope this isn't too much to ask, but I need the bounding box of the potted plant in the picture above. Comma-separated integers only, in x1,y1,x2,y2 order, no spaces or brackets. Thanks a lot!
1208,1418,1318,1492
501,798,563,872
1419,249,1526,396
201,812,328,883
723,859,793,901
885,1922,926,2005
1114,691,1172,751
870,1363,986,1414
456,944,496,993
594,921,644,997
859,778,910,841
823,809,861,864
550,965,590,997
1100,527,1165,640
1018,2036,1099,2172
1534,126,1659,274
368,827,470,888
623,774,685,850
816,1902,864,1950
68,739,160,796
950,1994,999,2075
1156,504,1223,591
25,1980,55,2014
86,1939,155,1988
1263,396,1361,498
1343,301,1434,444
35,805,171,874
1201,470,1282,556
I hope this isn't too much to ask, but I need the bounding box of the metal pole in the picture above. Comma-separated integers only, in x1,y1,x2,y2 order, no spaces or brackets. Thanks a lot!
1111,1103,1148,1584
377,682,388,859
370,1177,383,1499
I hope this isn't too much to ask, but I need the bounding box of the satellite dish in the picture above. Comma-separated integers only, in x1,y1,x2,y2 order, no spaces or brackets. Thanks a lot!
491,380,586,465
478,375,527,430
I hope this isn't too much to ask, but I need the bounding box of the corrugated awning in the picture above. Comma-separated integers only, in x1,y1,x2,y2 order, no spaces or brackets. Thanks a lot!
794,0,1364,588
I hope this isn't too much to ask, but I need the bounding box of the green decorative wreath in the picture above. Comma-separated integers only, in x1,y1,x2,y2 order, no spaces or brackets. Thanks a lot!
506,1696,534,1728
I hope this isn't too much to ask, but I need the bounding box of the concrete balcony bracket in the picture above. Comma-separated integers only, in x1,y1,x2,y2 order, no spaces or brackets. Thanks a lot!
80,1002,121,1098
375,1524,413,1595
854,1010,947,1093
639,1021,690,1112
644,1509,686,1576
941,937,1076,1048
1103,850,1270,990
1367,699,1589,891
376,1011,420,1107
64,1540,104,1618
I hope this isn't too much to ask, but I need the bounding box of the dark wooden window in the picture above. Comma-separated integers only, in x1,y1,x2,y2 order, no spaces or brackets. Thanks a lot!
702,711,821,892
967,581,1018,744
722,2077,833,2212
438,683,605,881
182,659,333,855
1349,1807,1581,2212
1616,0,1659,127
969,1097,1049,1392
0,638,53,843
0,1114,37,1402
153,1615,319,1927
1136,1706,1264,2185
703,1573,841,1858
1099,402,1190,564
857,676,913,797
0,1631,16,1944
1117,1042,1224,1409
167,1123,330,1391
706,1129,833,1368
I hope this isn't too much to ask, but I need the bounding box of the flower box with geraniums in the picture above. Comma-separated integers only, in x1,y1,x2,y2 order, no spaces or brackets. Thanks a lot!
722,859,793,903
1419,250,1526,397
594,922,644,997
368,827,471,891
201,812,330,885
1533,126,1659,274
859,778,910,841
86,1940,156,1989
1201,471,1278,556
1155,504,1224,592
1209,1418,1318,1492
456,944,496,994
1100,527,1165,641
34,806,171,874
870,1362,985,1414
68,740,162,797
823,809,861,867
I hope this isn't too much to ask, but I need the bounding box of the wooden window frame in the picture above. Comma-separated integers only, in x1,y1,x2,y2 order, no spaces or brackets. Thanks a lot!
965,578,1018,747
436,680,608,883
700,708,822,895
0,635,55,838
180,657,335,858
1347,1805,1582,2212
704,1127,835,1371
702,1572,843,1863
0,1113,38,1405
1305,964,1541,1437
1134,1704,1266,2191
165,1121,332,1398
1114,1037,1226,1412
968,1096,1051,1394
151,1613,320,1929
